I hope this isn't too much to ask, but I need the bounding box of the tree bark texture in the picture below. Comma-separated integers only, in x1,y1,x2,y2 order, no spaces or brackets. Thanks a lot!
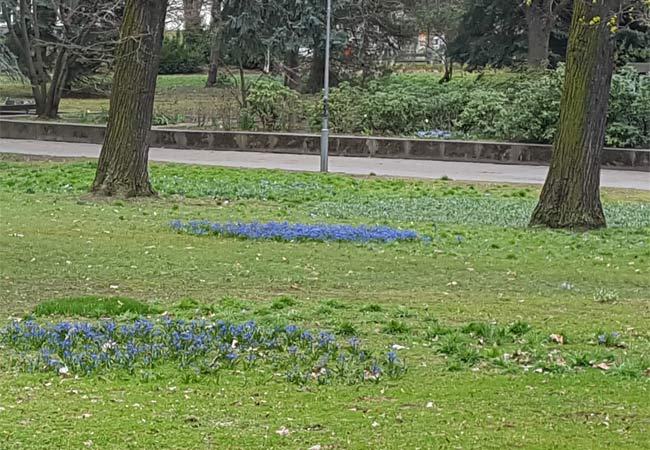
307,48,325,94
530,0,620,229
205,0,222,87
525,10,554,69
90,0,168,197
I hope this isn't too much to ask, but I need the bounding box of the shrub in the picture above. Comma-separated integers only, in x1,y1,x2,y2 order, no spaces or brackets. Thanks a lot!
457,89,509,138
607,68,650,148
305,69,648,148
307,81,365,133
245,79,302,131
159,33,206,75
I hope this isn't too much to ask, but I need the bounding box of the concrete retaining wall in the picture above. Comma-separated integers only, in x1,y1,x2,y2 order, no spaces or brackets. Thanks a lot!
1,118,648,171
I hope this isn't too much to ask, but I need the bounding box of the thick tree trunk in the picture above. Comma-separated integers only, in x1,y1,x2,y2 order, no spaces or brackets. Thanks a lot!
530,1,619,229
283,50,300,90
90,0,168,197
205,0,222,87
524,9,554,69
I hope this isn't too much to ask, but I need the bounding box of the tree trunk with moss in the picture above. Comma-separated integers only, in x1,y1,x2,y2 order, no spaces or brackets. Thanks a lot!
90,0,168,197
530,0,620,229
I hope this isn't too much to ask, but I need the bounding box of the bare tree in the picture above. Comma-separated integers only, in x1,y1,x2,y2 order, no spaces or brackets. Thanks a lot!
1,0,121,118
183,0,203,28
90,0,168,197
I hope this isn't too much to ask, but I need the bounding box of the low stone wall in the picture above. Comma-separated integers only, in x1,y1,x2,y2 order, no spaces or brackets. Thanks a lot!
1,118,648,171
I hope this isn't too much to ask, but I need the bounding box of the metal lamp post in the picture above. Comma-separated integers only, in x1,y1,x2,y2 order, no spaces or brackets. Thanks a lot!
320,0,332,173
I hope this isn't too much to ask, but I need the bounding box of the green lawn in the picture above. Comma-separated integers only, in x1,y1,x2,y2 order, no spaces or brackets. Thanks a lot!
0,158,649,449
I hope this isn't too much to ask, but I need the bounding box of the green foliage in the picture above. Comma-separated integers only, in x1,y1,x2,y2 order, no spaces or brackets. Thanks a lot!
305,69,648,148
159,33,207,75
152,112,185,126
449,0,527,69
245,79,302,131
457,89,508,138
607,68,650,148
270,296,297,310
33,296,157,318
383,320,410,335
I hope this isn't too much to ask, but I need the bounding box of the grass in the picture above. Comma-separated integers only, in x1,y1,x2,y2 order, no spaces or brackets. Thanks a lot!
0,158,649,449
32,296,157,318
0,72,279,126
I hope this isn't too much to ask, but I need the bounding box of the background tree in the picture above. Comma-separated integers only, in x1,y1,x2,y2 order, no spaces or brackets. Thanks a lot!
90,0,168,197
205,0,223,86
183,0,204,47
450,0,529,69
219,0,273,106
409,0,464,81
1,0,120,118
302,0,413,92
530,0,648,229
522,0,571,68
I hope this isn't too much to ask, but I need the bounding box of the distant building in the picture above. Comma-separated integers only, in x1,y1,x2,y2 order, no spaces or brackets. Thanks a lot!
393,33,447,64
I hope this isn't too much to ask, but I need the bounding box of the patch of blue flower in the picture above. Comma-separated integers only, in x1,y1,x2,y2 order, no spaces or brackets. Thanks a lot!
416,129,453,139
170,220,422,244
0,319,406,385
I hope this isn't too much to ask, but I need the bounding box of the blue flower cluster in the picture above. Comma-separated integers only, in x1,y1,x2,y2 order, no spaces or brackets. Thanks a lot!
0,319,406,384
416,129,453,139
170,220,421,244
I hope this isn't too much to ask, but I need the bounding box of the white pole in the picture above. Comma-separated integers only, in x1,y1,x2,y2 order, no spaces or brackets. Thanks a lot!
320,0,332,173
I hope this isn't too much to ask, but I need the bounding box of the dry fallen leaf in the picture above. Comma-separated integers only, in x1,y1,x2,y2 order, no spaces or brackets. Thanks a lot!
594,362,611,371
549,334,564,345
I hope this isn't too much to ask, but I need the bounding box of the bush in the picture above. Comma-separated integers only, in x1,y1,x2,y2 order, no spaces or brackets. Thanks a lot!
607,67,650,148
457,89,509,138
159,33,206,75
497,70,563,143
245,79,302,131
305,68,648,148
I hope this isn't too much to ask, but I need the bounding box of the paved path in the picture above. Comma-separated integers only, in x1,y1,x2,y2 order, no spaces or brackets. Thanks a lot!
1,138,648,190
